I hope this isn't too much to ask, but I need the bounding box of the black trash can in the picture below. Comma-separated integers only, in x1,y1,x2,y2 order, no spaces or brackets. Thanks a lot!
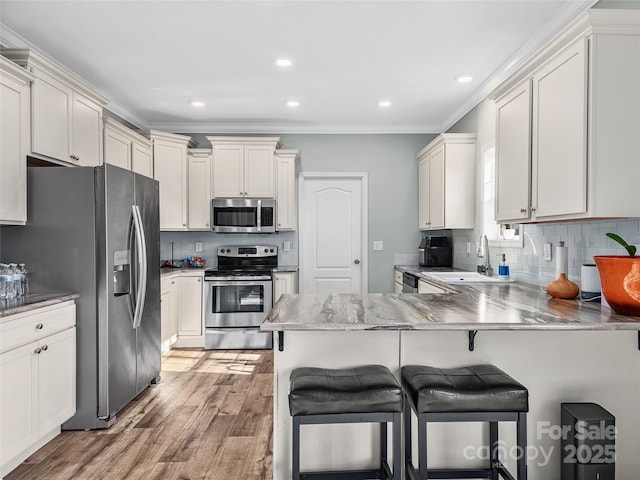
561,403,615,480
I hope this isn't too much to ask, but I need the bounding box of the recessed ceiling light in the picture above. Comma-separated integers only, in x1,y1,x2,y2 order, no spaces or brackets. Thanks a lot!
378,100,392,108
276,58,293,68
455,73,473,84
286,100,300,107
190,100,205,107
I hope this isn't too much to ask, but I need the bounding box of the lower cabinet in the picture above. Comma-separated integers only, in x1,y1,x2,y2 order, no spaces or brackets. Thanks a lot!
161,272,204,349
0,302,76,478
274,271,299,303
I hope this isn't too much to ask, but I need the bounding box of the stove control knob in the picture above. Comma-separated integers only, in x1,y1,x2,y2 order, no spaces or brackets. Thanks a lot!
226,248,231,253
270,248,274,253
264,248,268,253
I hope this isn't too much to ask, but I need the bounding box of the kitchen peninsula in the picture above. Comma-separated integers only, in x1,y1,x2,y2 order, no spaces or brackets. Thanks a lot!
262,282,640,479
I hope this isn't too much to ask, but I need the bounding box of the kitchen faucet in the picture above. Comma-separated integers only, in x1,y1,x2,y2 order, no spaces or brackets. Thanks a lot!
478,234,493,277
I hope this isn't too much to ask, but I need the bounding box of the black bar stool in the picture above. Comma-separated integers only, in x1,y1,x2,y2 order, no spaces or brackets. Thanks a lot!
401,364,529,480
289,365,403,479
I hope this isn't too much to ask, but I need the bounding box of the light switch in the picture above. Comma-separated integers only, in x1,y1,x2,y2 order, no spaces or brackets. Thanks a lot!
373,241,384,251
543,243,552,261
466,242,471,254
283,241,291,252
195,241,203,253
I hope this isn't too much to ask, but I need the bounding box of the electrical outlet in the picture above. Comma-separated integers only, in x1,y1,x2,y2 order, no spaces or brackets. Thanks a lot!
543,243,552,261
373,241,384,251
283,241,291,252
466,242,471,254
195,241,203,253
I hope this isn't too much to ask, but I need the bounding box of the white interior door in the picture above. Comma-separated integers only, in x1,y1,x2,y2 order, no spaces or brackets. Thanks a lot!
300,173,367,294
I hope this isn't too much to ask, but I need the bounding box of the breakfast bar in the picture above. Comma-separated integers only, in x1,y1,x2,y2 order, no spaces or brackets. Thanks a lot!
262,282,640,479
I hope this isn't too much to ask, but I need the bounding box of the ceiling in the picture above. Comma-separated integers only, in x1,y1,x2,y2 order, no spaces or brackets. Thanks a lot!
0,0,596,134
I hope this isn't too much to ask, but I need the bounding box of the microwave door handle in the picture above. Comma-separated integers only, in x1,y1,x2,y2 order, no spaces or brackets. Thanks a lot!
257,199,262,231
131,205,148,329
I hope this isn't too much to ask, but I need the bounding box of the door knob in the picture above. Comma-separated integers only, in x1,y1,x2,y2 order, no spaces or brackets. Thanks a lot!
354,259,360,265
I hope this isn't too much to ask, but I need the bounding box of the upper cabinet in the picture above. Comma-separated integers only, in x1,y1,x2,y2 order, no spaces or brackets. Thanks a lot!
275,149,299,231
1,49,107,167
187,148,212,230
417,133,476,230
208,137,281,198
0,56,33,225
103,117,153,177
140,130,197,231
491,9,640,223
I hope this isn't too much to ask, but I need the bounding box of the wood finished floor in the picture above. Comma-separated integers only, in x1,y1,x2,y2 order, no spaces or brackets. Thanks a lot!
5,349,273,480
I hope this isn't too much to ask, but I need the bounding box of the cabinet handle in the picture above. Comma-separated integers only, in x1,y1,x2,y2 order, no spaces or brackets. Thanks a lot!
34,347,42,354
520,208,527,214
197,278,201,282
529,207,536,213
354,259,360,265
35,323,44,330
42,345,48,351
171,281,175,285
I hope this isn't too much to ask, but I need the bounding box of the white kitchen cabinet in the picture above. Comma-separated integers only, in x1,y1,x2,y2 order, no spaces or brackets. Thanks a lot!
187,148,212,230
495,79,532,222
1,49,107,167
104,117,153,177
490,9,640,222
275,149,299,231
417,133,476,230
418,279,448,294
0,301,76,478
394,269,403,294
160,276,180,354
274,271,299,303
178,275,204,338
0,56,33,225
208,137,281,198
141,130,197,231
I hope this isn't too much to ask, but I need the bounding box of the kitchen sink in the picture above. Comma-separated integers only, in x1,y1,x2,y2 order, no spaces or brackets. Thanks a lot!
424,271,513,284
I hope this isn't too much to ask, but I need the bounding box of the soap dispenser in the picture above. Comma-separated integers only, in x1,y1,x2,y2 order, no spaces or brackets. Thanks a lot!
498,253,510,281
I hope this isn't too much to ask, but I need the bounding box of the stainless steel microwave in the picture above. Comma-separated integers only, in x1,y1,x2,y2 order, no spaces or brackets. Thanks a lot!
211,198,276,233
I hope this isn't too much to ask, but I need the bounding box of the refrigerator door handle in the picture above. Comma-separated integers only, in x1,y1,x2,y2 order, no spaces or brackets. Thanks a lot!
131,204,148,329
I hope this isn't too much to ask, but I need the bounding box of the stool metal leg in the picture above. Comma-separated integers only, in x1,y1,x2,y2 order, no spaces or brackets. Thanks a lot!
490,421,499,480
517,412,527,480
381,421,388,476
418,413,427,480
292,416,301,480
393,412,402,480
404,396,412,479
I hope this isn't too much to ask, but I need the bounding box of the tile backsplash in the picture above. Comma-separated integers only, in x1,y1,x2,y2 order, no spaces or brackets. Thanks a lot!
452,218,640,288
160,231,299,268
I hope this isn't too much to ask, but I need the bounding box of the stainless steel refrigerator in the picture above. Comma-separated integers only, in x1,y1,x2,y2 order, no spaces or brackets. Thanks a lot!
1,163,161,429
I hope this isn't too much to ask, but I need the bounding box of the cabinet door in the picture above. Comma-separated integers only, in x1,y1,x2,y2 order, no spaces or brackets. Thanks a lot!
188,153,211,229
71,93,102,167
532,40,587,219
31,70,71,161
169,278,179,340
213,145,244,197
178,276,203,336
160,288,171,354
38,328,75,435
273,274,291,304
244,145,275,197
418,157,430,229
104,125,132,170
276,155,296,230
495,80,532,222
132,140,153,178
154,141,187,230
0,70,29,225
428,147,445,229
0,342,38,464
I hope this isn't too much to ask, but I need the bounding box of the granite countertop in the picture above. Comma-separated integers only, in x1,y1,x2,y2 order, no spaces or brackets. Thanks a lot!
161,267,205,277
261,278,640,332
0,293,79,318
273,265,299,273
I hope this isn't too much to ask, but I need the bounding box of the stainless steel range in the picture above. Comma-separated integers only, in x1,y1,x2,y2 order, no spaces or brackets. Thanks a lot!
204,245,276,349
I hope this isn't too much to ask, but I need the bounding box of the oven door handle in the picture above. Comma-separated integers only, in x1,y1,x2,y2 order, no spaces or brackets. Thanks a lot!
206,280,271,287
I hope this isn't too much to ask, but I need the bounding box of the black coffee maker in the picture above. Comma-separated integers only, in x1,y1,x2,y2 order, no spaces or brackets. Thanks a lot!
418,236,452,267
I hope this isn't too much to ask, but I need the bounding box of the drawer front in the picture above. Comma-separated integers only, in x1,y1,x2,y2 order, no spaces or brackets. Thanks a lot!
0,303,76,354
394,270,403,284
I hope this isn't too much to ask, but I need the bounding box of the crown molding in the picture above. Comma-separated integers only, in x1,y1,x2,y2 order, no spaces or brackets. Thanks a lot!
151,122,440,135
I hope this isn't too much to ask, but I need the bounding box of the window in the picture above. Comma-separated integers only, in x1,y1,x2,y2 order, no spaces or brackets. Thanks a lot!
481,142,523,247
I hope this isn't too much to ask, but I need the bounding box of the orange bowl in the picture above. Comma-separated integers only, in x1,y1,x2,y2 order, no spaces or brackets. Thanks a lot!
594,256,640,316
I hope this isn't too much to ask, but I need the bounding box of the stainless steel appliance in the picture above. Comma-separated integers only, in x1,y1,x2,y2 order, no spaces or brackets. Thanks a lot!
1,164,161,430
211,198,276,233
419,236,452,267
204,245,276,349
402,272,419,293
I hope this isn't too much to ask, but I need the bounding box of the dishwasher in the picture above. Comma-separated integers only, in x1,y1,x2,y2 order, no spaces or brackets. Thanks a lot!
402,272,419,293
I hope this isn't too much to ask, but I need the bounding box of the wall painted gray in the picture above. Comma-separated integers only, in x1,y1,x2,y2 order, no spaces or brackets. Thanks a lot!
164,133,435,293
